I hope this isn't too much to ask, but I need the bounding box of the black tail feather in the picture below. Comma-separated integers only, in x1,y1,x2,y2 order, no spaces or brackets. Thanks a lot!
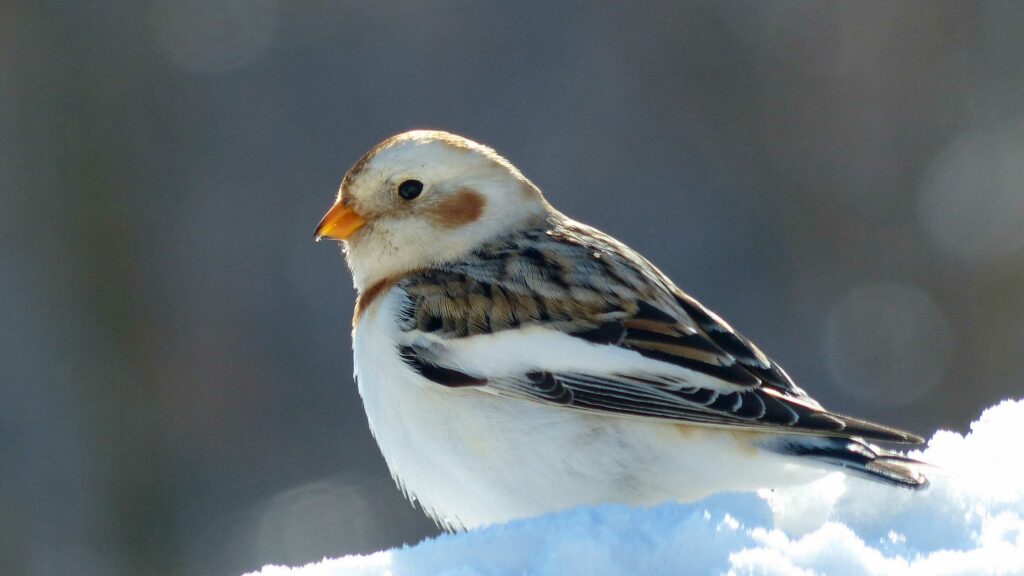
768,435,929,489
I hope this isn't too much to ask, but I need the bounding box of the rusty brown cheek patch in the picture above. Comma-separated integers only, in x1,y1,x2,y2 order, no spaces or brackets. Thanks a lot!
425,189,486,229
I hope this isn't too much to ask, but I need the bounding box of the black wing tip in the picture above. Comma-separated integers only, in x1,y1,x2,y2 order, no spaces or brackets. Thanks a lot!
904,431,927,445
830,412,927,445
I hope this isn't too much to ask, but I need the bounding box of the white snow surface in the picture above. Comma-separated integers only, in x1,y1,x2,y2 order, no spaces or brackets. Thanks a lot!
248,400,1024,576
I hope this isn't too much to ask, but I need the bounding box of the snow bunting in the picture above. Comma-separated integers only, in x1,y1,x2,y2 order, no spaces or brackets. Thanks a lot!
314,130,927,530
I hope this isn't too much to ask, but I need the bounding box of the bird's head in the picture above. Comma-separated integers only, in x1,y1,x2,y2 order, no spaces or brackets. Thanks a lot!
315,130,551,290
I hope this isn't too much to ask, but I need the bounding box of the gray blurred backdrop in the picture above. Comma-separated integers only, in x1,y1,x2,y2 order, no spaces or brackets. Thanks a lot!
3,1,1024,575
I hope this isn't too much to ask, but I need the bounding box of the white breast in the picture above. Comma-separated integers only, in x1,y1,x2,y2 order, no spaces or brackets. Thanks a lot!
352,289,821,530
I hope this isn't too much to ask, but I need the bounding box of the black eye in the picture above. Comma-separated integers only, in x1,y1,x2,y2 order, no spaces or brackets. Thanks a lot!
398,179,424,200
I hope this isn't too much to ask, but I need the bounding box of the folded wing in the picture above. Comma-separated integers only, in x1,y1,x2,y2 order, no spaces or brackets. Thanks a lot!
392,218,923,444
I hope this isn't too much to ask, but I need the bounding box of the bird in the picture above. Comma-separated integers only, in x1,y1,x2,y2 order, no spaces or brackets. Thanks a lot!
314,130,927,531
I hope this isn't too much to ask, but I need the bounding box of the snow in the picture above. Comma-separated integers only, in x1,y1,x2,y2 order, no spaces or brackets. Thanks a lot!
248,400,1024,576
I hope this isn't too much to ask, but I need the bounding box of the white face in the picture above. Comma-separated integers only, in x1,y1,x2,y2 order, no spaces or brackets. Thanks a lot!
316,131,551,290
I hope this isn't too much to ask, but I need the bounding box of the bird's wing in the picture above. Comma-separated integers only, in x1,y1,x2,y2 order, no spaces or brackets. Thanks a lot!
390,218,922,444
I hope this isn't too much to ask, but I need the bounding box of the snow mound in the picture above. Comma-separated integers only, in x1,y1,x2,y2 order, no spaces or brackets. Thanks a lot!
248,400,1024,576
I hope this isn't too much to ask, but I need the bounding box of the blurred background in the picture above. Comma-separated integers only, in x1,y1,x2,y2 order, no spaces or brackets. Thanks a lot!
2,1,1023,574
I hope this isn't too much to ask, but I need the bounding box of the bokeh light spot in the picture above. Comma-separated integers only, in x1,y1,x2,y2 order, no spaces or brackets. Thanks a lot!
918,125,1024,264
253,477,380,567
824,283,953,407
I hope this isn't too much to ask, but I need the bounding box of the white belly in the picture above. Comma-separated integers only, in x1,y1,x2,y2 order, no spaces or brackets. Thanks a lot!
352,290,819,530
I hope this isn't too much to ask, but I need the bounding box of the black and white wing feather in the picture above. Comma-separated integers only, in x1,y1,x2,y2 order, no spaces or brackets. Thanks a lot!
392,217,923,445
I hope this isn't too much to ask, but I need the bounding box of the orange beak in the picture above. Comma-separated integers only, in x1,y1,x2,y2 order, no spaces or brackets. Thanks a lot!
313,202,367,241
